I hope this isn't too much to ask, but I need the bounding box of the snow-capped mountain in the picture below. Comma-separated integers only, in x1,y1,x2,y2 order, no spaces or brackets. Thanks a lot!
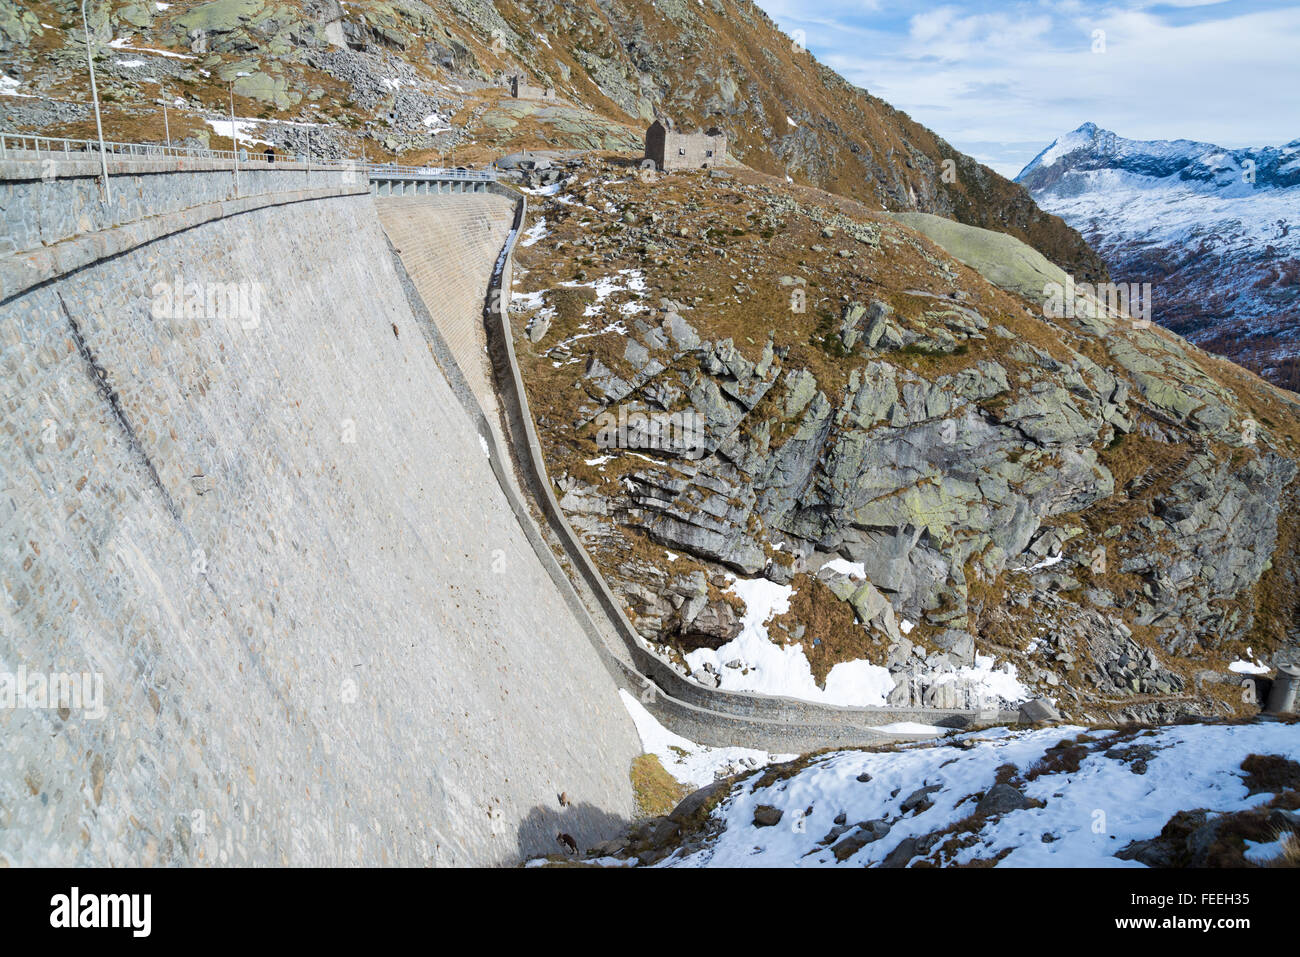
1017,124,1300,388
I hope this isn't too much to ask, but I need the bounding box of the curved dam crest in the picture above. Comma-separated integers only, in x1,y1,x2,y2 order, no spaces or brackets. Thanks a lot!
2,150,1026,867
0,156,641,866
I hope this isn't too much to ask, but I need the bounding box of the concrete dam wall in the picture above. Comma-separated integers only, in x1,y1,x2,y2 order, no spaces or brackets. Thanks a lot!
0,156,640,866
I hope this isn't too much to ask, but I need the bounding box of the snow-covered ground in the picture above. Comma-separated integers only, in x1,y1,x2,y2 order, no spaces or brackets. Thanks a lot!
682,575,1026,709
619,691,792,790
650,720,1300,868
108,35,196,59
204,118,272,146
520,216,549,247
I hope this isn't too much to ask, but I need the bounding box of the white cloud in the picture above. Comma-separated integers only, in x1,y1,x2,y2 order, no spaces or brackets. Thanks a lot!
754,0,1300,178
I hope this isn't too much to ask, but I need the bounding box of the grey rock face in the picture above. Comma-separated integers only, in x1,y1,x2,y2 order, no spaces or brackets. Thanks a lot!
530,177,1300,721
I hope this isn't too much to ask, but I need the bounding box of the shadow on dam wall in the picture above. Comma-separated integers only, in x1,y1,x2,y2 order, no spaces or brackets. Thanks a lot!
0,159,641,866
515,802,633,864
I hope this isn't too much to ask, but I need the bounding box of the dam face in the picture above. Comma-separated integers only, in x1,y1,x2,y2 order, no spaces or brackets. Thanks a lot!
0,156,639,866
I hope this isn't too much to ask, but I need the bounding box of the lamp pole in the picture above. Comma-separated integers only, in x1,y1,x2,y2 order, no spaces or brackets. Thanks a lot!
81,0,111,201
229,82,239,196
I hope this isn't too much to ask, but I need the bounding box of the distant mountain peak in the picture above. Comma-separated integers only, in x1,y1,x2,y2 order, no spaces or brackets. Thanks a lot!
1016,124,1300,390
1016,126,1300,194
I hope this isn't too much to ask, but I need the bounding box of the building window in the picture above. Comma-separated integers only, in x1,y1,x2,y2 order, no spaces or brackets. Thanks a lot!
706,150,713,157
678,147,686,155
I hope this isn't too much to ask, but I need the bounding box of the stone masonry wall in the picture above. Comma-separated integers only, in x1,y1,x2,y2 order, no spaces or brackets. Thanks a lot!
0,179,640,865
0,155,361,255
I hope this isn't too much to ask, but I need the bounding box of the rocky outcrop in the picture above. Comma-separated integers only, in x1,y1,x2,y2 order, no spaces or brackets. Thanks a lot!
515,159,1300,720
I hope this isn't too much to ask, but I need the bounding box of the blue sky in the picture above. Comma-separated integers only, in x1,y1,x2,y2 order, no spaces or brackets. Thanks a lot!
752,0,1300,177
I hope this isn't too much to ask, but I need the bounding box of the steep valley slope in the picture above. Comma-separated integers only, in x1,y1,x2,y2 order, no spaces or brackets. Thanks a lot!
510,156,1300,725
1,0,1104,281
5,1,1300,728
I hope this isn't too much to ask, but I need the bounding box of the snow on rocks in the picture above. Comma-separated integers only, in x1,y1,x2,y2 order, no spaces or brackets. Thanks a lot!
682,575,1025,710
650,720,1300,868
1230,650,1271,675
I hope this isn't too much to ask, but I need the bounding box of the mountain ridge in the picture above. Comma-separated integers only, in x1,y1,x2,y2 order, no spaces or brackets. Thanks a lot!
1017,123,1300,389
0,0,1107,283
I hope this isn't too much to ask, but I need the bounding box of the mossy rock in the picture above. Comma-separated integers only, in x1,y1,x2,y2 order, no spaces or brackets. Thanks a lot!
891,211,1070,302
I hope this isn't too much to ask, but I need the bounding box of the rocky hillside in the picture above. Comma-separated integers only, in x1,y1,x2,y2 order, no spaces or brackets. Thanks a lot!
7,2,1298,724
1018,124,1300,390
557,701,1300,868
510,155,1300,724
0,0,1103,280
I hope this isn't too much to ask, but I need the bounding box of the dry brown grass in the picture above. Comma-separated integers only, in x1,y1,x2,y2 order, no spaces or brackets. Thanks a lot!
769,575,882,685
630,754,689,819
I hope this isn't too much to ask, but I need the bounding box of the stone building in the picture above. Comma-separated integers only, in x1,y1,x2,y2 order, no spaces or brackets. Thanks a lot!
644,118,728,171
504,73,557,100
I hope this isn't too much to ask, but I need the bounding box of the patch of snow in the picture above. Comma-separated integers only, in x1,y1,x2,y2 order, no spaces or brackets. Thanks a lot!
116,59,146,68
1019,553,1064,573
478,434,491,458
421,113,450,133
521,217,549,247
1230,649,1270,675
521,178,569,197
820,558,866,580
1244,836,1290,865
108,36,196,59
619,690,792,791
204,118,271,146
925,654,1029,708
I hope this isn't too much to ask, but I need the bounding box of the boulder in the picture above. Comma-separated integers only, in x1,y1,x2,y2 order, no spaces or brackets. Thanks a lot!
1018,698,1062,723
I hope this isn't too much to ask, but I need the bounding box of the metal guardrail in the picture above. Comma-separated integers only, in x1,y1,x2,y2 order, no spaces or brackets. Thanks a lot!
367,163,496,182
0,131,497,181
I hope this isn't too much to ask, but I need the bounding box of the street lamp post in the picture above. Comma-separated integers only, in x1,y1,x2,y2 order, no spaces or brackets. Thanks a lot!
229,82,239,196
80,0,111,201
